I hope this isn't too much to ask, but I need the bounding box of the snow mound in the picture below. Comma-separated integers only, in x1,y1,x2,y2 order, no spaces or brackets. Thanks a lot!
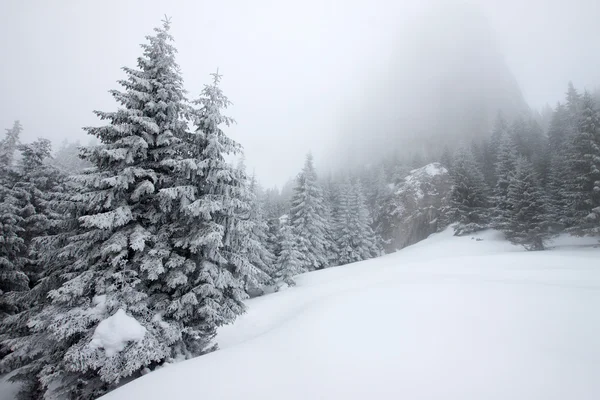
90,309,146,357
102,227,600,400
548,234,599,248
0,372,21,400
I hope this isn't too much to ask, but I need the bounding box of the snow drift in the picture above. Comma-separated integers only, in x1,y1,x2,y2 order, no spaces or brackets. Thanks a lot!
96,228,599,399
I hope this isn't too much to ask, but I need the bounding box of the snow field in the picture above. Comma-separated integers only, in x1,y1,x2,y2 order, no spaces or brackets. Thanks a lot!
98,229,600,399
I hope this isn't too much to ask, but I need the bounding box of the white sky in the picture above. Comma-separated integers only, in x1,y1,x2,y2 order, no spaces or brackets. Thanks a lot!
1,0,599,187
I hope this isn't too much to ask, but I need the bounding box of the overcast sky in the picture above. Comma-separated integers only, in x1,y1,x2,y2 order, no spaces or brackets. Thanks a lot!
1,0,599,187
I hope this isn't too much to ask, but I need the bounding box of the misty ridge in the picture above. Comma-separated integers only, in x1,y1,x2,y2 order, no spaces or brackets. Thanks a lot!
1,1,600,399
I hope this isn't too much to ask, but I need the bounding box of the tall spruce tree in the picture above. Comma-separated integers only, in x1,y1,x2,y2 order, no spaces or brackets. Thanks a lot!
273,217,303,288
505,157,550,250
12,139,66,284
566,91,600,235
485,112,509,187
0,138,73,399
26,18,192,399
349,181,381,260
448,147,490,235
163,69,253,357
0,19,250,400
334,179,381,264
321,176,339,267
368,164,391,250
333,178,354,265
546,103,576,228
0,122,28,317
566,81,582,120
289,153,330,271
237,170,276,294
0,121,22,168
493,133,518,230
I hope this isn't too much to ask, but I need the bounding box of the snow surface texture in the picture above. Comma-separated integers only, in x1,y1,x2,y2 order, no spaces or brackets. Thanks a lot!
85,230,600,399
90,309,146,357
0,372,20,400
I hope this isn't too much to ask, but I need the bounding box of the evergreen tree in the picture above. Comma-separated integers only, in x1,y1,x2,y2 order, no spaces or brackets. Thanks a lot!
334,179,381,264
0,19,249,400
493,133,518,230
0,123,28,317
349,181,381,260
0,121,22,168
333,178,353,265
566,81,582,119
547,103,571,153
13,139,66,283
368,164,391,249
273,218,303,288
237,171,276,294
48,140,92,174
448,147,490,235
546,103,575,229
0,138,74,399
566,91,600,235
289,153,330,271
320,176,339,267
25,18,192,399
440,145,453,170
162,69,252,354
505,157,550,250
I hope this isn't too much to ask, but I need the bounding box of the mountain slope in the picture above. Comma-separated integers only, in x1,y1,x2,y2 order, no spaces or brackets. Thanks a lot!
337,3,529,167
102,228,600,400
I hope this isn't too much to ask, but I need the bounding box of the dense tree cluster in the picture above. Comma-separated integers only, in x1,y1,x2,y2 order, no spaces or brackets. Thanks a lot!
0,18,384,399
438,82,600,249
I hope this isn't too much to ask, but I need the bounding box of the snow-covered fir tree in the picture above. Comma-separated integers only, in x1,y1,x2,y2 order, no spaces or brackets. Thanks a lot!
333,178,354,265
289,153,330,271
321,176,340,267
349,181,381,260
448,147,490,235
334,179,381,264
163,69,255,357
0,137,74,399
367,164,391,230
235,167,276,295
0,122,28,317
0,19,249,400
546,103,576,229
12,139,67,283
48,140,92,174
10,18,194,399
566,91,600,235
565,81,582,120
0,121,22,168
547,103,571,151
493,133,518,230
505,157,551,250
273,216,304,288
440,145,453,170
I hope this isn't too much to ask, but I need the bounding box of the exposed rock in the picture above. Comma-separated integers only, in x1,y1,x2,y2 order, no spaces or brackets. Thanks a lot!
382,163,452,251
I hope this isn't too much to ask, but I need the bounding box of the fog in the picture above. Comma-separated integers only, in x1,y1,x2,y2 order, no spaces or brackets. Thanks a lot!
1,0,599,187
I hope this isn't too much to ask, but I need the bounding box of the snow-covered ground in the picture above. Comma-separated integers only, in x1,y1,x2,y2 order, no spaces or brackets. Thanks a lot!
102,228,600,400
5,229,600,400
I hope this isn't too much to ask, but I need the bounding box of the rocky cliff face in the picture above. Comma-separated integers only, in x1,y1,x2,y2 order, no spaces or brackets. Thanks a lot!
336,3,528,167
383,163,452,251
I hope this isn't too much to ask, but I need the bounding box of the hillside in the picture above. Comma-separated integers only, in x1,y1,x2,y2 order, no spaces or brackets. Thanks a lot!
337,3,529,167
99,228,600,400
